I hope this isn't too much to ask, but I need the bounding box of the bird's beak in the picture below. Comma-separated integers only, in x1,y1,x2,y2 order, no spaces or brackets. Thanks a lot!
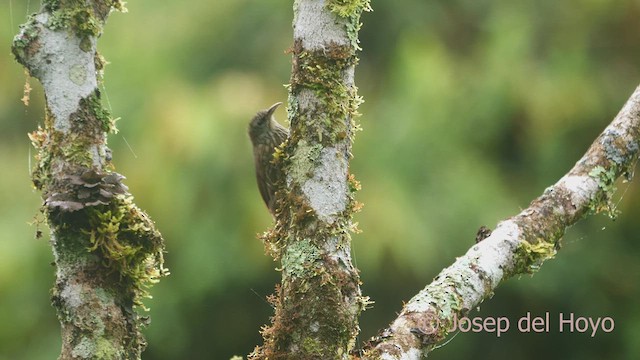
266,102,283,117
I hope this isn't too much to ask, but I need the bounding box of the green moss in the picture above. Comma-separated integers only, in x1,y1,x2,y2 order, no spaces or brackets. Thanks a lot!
326,0,372,50
85,90,119,134
94,52,108,82
512,239,556,275
45,0,128,51
289,41,361,146
71,89,117,137
112,1,128,13
28,127,52,190
73,8,101,37
301,336,324,355
71,336,120,359
47,5,99,34
60,133,95,167
40,167,166,310
43,0,62,11
327,0,372,17
29,91,118,194
82,195,167,307
93,337,120,358
47,10,70,30
11,16,41,65
588,165,619,219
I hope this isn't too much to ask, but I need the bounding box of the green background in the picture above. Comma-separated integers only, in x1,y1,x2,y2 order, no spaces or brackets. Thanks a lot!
1,1,639,359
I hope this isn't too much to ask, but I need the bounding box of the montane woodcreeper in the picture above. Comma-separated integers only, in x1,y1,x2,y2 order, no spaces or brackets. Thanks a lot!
248,102,289,215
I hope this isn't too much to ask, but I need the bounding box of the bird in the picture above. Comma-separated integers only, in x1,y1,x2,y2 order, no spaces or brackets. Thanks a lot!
248,102,289,215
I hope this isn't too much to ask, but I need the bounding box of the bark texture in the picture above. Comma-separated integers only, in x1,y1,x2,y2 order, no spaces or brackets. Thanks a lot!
250,0,371,359
362,86,640,359
12,1,166,359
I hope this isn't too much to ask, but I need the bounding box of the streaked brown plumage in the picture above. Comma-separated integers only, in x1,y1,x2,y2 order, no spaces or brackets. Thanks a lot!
248,102,289,215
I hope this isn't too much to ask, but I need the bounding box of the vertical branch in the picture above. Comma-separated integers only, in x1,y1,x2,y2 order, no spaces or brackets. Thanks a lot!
12,1,166,359
252,0,371,359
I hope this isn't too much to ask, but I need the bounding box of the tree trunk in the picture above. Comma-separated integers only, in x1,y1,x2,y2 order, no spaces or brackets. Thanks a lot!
250,1,371,359
12,2,167,359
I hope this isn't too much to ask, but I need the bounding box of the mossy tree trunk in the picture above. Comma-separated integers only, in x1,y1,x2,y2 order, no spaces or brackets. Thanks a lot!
250,0,371,359
12,1,167,359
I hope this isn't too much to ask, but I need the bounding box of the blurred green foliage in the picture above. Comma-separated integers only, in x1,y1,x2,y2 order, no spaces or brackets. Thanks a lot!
1,1,639,359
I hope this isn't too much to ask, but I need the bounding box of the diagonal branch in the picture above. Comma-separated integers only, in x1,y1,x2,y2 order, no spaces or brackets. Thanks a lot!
362,85,640,359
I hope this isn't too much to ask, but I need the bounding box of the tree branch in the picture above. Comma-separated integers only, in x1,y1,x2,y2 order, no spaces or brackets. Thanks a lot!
12,1,167,359
363,85,640,359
